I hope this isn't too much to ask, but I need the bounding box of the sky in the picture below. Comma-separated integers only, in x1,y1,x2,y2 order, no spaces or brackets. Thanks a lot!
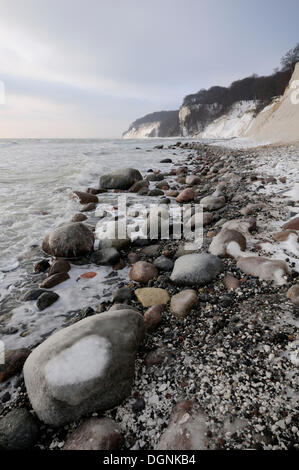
0,0,298,138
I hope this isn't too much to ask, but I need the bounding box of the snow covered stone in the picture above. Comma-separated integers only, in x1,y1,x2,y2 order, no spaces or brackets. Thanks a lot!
24,309,144,426
237,256,289,286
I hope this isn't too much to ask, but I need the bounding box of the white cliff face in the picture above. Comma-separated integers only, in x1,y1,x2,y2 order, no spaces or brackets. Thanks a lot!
178,105,191,136
246,62,299,143
123,121,161,139
199,101,258,139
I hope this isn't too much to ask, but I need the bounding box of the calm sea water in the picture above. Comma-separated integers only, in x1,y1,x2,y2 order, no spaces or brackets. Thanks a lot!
0,138,188,270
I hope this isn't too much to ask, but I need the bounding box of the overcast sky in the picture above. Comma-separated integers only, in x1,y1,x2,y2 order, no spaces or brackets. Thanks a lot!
0,0,298,138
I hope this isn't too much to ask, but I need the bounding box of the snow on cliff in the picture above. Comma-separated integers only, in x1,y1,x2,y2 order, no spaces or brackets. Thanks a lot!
198,101,257,139
123,121,161,139
246,63,299,143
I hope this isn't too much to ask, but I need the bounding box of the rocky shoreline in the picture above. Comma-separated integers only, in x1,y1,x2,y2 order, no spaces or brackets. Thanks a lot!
0,141,298,450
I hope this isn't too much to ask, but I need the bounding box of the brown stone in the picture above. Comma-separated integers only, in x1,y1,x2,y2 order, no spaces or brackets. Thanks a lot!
73,191,98,204
63,418,123,450
176,188,195,203
155,401,208,450
0,349,30,383
80,202,97,212
72,213,87,222
282,217,299,231
129,261,158,283
223,275,240,290
144,305,163,330
40,272,70,288
186,175,201,185
286,284,299,305
273,230,298,242
128,252,140,264
170,290,198,319
48,259,71,276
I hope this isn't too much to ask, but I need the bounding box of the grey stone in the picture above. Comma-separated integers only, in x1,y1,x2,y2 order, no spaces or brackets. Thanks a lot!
0,409,38,450
99,168,142,190
36,292,60,311
24,309,144,426
170,253,223,286
91,248,120,266
22,288,47,301
154,256,174,272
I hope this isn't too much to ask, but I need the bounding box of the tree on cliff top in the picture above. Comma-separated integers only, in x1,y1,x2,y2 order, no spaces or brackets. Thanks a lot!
280,43,299,71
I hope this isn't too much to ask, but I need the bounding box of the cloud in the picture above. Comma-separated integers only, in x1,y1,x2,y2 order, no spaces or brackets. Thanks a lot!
0,0,298,137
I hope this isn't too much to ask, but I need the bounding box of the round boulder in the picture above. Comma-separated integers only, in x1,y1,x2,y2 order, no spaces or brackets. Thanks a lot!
42,223,94,258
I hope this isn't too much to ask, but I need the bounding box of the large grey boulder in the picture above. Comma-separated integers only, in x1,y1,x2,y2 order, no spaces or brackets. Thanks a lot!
170,253,223,286
42,222,94,258
99,168,142,190
23,309,144,426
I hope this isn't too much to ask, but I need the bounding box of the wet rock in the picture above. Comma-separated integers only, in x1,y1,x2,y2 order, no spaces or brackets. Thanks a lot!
63,417,123,450
73,191,98,204
81,202,97,212
135,288,170,307
129,261,158,283
132,398,145,413
23,309,144,426
0,409,38,450
144,304,163,330
48,259,71,276
170,290,198,319
209,228,246,258
148,189,164,196
72,213,88,222
237,256,289,286
176,188,195,203
99,168,142,190
155,401,208,450
286,284,299,305
34,259,50,273
40,272,70,288
282,217,299,231
160,158,172,163
113,287,132,304
223,275,240,290
156,181,169,190
42,222,94,258
170,253,223,286
91,248,120,266
22,288,47,301
36,291,60,311
200,195,225,211
146,173,165,182
153,256,174,272
0,349,30,383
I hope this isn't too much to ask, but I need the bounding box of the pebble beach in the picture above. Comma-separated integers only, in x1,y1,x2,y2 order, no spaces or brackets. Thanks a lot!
0,139,298,451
